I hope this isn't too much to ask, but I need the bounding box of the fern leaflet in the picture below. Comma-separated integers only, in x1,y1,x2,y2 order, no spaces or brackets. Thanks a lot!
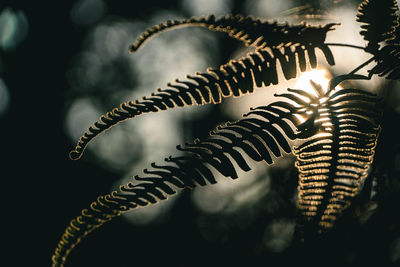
53,88,316,267
129,14,338,52
357,0,399,53
294,88,381,232
70,18,337,160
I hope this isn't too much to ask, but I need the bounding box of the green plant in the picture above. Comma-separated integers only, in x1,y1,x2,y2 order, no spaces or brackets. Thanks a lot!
52,0,399,266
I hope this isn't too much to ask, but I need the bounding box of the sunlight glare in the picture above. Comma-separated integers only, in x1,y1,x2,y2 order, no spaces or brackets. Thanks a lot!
295,69,330,97
295,69,343,99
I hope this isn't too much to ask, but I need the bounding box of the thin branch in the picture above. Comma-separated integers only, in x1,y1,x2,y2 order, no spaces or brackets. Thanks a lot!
326,43,366,50
324,57,375,95
348,56,375,75
325,73,370,96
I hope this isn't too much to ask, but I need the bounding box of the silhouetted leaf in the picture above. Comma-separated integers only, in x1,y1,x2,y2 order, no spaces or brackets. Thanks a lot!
70,16,337,160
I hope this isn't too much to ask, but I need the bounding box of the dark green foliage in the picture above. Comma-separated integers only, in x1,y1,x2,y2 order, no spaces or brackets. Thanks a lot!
70,18,336,160
370,22,400,78
357,0,400,79
53,90,312,266
129,14,338,52
357,0,398,53
53,2,400,266
294,88,381,232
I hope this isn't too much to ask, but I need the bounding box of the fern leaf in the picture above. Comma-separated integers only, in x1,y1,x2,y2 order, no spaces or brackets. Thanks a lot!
294,88,382,232
356,0,400,79
369,23,400,79
70,41,336,160
53,89,316,267
357,0,399,53
129,14,338,52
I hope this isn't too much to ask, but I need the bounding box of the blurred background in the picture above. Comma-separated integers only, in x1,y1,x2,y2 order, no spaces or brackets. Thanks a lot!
1,0,399,266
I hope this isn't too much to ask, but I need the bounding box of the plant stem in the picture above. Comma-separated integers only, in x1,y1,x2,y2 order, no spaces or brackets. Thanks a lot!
324,57,375,96
348,56,375,75
325,43,365,50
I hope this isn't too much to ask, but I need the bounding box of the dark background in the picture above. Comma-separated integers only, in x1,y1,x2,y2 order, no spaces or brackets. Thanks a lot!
1,0,399,266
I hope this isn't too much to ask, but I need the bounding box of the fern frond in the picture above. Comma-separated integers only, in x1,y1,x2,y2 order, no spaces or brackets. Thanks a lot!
70,41,336,160
368,21,400,79
294,88,382,232
357,0,399,53
129,14,338,52
53,89,316,267
355,0,400,79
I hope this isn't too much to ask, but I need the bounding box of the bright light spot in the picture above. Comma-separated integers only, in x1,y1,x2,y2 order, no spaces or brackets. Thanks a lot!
294,69,330,97
0,8,28,51
293,113,306,124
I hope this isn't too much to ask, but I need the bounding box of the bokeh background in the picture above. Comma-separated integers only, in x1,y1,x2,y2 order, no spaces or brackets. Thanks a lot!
1,0,399,266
